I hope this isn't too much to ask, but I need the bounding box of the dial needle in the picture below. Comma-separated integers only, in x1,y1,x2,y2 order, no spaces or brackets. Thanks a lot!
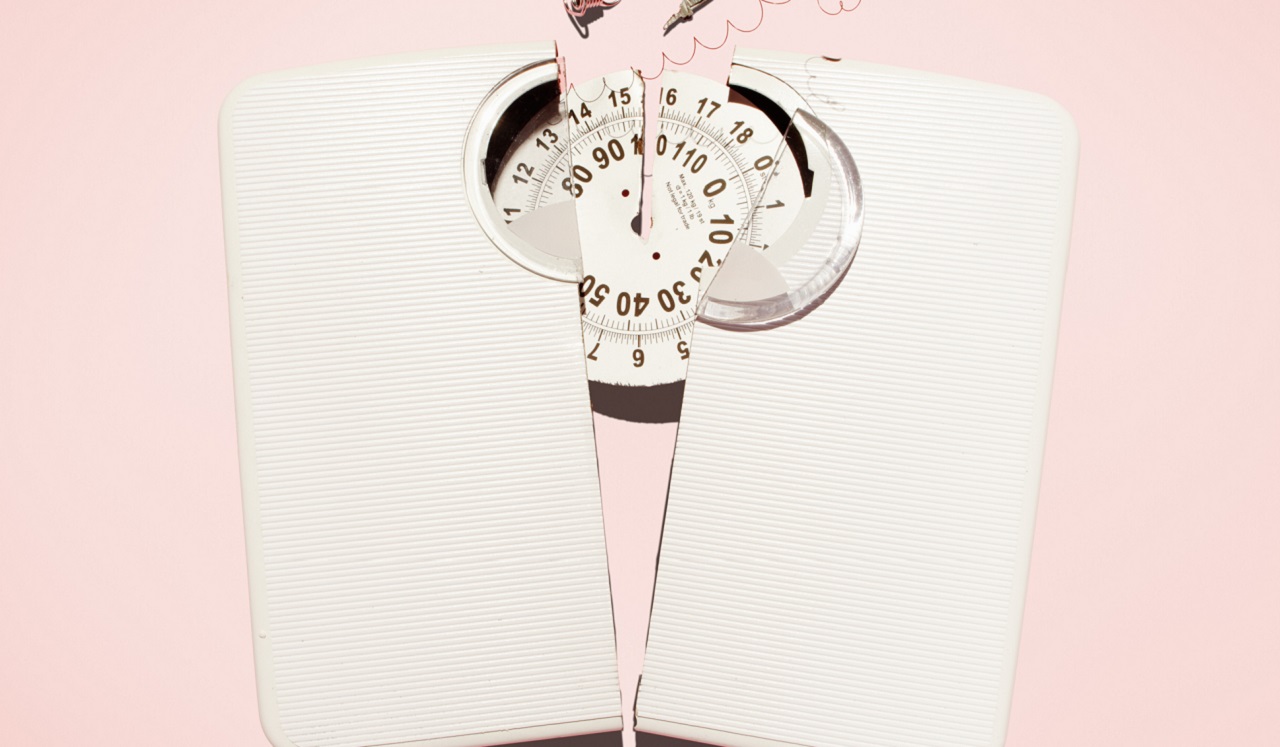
663,0,716,33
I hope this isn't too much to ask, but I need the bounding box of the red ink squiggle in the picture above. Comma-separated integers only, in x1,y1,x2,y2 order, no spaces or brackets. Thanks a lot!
640,0,791,80
816,0,861,16
640,0,862,80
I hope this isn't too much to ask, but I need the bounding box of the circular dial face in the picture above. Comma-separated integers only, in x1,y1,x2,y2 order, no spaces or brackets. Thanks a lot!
470,64,861,420
572,72,799,388
489,71,804,392
489,83,804,276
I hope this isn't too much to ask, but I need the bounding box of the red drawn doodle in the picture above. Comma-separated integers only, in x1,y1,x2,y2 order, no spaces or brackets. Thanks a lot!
640,0,862,80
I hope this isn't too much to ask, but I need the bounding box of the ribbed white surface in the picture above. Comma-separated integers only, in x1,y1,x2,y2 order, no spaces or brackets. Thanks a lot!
222,46,621,747
637,53,1077,747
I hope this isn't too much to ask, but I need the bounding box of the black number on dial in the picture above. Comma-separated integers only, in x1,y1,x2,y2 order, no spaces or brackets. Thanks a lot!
579,275,610,306
658,280,694,307
566,103,593,125
592,139,626,169
615,292,650,317
563,164,593,197
512,162,534,185
709,214,735,244
536,128,559,151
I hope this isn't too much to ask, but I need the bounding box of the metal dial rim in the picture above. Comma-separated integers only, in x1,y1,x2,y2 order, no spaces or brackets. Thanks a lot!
699,64,865,328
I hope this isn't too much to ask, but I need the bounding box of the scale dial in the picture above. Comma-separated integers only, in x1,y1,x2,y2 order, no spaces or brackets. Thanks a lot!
567,71,800,392
469,62,847,422
489,81,804,276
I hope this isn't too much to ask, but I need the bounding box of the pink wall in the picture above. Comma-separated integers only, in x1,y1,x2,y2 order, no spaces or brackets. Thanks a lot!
1,1,1276,745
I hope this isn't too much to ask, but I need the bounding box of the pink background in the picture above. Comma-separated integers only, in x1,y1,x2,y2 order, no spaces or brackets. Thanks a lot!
2,1,1277,745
